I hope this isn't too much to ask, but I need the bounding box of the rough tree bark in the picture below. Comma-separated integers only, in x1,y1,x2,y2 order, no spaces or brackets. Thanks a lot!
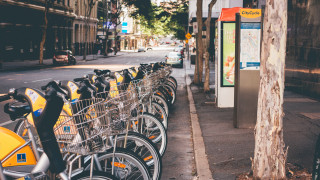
39,0,50,65
204,0,217,92
194,0,203,84
253,0,288,179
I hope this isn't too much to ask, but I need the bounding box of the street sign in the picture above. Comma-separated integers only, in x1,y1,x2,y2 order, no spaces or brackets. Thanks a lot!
240,9,261,18
185,33,192,39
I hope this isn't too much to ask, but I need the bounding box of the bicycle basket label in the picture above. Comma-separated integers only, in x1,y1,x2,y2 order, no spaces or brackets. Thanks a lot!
63,126,71,133
26,89,39,104
68,81,78,93
115,73,123,84
109,80,119,97
17,153,26,163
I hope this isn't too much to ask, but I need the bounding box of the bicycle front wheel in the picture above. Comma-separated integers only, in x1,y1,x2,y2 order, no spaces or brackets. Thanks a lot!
152,94,169,116
137,113,167,156
146,102,168,129
116,132,162,180
85,148,151,180
71,170,116,180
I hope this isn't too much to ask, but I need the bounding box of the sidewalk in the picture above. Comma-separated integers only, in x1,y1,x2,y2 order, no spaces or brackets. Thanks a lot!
0,52,127,72
185,60,320,179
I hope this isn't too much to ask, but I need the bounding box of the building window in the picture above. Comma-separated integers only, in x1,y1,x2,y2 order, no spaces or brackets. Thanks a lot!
75,0,79,15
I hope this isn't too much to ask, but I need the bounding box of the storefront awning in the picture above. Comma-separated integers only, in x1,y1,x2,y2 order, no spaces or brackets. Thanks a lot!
218,7,242,21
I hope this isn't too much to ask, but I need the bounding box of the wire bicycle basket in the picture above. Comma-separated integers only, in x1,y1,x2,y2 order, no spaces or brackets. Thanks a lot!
96,82,139,135
54,98,110,155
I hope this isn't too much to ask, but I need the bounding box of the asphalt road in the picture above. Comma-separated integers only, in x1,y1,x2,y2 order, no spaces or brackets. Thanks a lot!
0,47,172,125
0,46,195,179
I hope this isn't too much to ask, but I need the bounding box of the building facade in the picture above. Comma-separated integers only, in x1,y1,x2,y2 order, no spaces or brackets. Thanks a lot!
0,0,75,61
0,0,98,63
285,0,320,99
73,0,98,55
118,5,149,51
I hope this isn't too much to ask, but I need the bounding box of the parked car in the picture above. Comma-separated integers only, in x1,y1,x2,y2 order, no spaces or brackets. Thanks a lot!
138,48,146,52
165,52,183,68
53,50,76,65
174,47,185,58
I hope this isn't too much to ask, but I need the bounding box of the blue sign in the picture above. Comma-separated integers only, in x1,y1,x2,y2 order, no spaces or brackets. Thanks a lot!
33,108,43,117
64,126,71,133
241,23,261,29
17,153,26,163
122,22,128,33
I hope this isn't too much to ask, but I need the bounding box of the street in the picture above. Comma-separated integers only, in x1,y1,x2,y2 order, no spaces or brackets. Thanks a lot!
0,46,195,179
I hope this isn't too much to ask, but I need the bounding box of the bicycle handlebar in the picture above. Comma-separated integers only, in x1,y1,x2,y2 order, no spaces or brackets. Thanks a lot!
41,81,69,99
0,94,10,102
94,69,111,76
74,77,86,82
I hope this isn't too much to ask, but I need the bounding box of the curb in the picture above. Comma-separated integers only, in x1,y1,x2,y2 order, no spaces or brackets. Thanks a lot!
186,72,213,180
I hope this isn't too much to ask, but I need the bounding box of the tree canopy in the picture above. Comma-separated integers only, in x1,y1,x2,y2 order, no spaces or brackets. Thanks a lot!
124,0,189,39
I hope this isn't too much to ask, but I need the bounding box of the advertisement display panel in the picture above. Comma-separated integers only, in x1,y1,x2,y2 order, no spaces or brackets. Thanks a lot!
222,22,236,87
240,23,261,70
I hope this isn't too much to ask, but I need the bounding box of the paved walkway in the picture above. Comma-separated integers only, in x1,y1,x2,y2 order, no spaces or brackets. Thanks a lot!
185,60,320,179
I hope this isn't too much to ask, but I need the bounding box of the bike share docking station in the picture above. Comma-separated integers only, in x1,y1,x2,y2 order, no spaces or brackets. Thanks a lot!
215,8,262,128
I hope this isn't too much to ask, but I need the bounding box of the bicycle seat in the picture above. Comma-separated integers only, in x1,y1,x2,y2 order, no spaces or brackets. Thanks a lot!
4,103,31,121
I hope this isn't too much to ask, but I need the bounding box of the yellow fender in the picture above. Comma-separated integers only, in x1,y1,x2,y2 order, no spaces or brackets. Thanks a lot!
0,127,36,167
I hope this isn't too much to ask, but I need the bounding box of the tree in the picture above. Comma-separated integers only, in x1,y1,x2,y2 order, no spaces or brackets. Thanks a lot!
253,0,288,179
204,0,217,92
129,0,188,40
83,0,98,60
124,0,153,25
98,0,112,56
110,0,124,55
167,2,188,40
39,0,53,64
194,0,203,85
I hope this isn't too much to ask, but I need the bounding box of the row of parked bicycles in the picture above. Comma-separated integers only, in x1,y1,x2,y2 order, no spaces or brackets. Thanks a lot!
0,62,177,179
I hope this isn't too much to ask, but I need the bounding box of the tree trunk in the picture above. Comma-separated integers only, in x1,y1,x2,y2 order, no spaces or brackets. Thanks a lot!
83,24,88,60
105,28,110,56
253,0,288,179
204,0,217,92
194,0,203,85
114,27,117,55
39,0,49,65
104,1,110,56
83,0,94,60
